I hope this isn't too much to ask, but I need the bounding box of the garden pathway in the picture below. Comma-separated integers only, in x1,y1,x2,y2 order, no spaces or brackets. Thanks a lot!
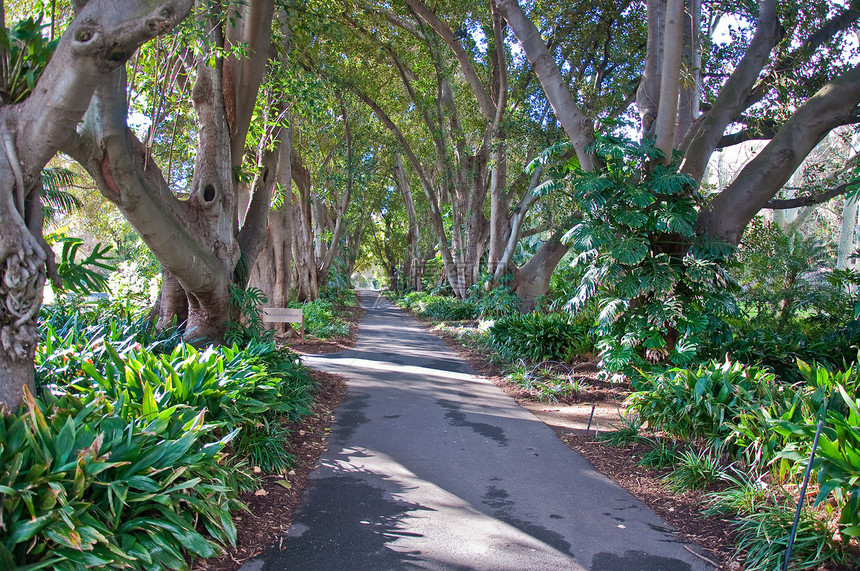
238,290,714,571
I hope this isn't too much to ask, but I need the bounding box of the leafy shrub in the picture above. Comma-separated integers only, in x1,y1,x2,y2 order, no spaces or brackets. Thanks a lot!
636,438,678,469
400,290,430,309
734,503,846,571
596,415,644,447
52,340,314,430
699,324,856,385
628,360,778,455
663,449,722,492
235,417,296,474
0,390,242,570
411,295,476,321
0,16,58,104
488,312,592,362
702,468,770,517
226,285,272,344
469,284,520,319
506,362,588,402
292,299,350,338
774,364,860,540
546,136,736,375
734,219,845,332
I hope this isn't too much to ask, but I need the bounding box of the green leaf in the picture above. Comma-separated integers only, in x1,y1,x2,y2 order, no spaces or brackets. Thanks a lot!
141,382,158,420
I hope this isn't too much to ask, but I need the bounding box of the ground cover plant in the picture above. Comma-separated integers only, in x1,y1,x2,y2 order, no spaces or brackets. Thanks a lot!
1,296,320,570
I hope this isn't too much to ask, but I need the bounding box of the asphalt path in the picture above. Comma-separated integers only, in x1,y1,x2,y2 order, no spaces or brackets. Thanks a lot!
239,290,714,571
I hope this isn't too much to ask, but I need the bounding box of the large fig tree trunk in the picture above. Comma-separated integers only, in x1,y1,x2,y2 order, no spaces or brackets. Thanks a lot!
0,0,192,412
65,0,277,344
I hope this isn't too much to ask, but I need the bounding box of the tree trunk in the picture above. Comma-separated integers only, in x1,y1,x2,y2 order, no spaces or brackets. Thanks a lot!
289,148,320,301
0,0,192,413
838,195,859,269
654,0,684,158
510,237,570,313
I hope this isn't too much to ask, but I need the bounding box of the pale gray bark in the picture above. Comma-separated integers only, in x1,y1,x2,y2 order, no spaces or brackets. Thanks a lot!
679,0,779,183
837,195,858,269
698,64,860,243
654,0,684,157
494,0,596,170
0,0,192,412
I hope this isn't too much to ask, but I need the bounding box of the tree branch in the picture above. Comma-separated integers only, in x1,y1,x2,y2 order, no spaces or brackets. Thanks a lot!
494,0,596,171
744,0,860,111
764,182,851,210
698,63,860,244
403,0,497,119
680,0,779,184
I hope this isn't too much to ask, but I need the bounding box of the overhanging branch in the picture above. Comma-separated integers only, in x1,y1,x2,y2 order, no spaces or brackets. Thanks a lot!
764,182,851,209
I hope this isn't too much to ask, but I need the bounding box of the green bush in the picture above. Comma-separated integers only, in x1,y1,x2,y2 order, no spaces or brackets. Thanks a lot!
663,449,722,492
0,390,242,570
488,312,592,362
469,284,520,319
15,304,322,569
411,295,476,321
734,503,846,571
628,360,779,455
773,363,860,541
291,299,350,338
400,290,430,309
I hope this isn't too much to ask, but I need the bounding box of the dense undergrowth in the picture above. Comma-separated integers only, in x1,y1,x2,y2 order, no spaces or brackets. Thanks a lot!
1,298,320,570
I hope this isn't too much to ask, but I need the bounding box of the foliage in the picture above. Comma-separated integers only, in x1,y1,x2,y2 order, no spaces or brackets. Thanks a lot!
46,338,313,431
41,167,82,224
36,300,184,389
663,449,722,492
554,136,736,375
628,360,779,455
733,503,847,571
488,312,593,363
12,301,321,568
0,389,242,570
467,279,520,319
735,219,843,333
235,417,296,474
403,294,477,321
505,361,588,403
596,415,644,447
50,237,115,295
773,363,860,540
702,468,771,517
226,286,272,345
635,438,678,469
291,299,350,338
0,16,57,104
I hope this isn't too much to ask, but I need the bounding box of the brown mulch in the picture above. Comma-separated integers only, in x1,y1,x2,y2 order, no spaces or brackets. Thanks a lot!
196,369,346,571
